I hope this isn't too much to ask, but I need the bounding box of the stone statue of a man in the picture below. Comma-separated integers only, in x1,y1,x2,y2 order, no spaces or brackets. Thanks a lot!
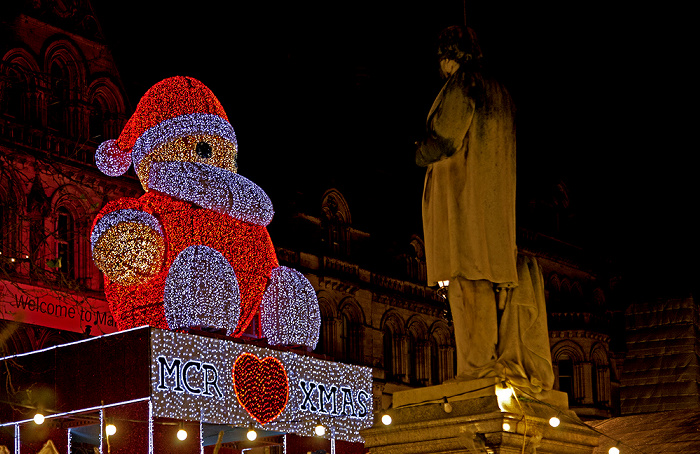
417,26,553,392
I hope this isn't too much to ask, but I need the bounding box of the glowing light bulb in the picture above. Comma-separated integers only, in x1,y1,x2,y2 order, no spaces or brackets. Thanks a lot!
495,384,513,400
503,422,511,431
105,424,117,436
314,424,326,436
381,414,392,426
33,413,45,425
246,428,257,441
609,447,620,454
177,429,187,441
549,416,561,427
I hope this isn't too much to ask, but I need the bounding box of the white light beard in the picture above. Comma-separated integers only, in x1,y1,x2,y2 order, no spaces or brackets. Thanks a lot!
148,162,274,226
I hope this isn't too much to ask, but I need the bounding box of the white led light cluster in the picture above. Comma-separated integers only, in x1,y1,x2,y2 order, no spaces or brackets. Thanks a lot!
163,245,241,335
148,162,274,226
261,266,321,349
150,329,373,442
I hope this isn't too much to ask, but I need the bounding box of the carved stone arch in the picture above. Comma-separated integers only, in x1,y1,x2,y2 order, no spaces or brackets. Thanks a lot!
2,47,41,74
42,36,87,92
547,273,561,292
1,48,41,120
321,188,351,224
560,277,572,296
380,310,405,336
405,234,427,281
316,290,338,319
409,235,425,259
406,314,429,339
86,76,128,140
429,319,453,346
51,184,90,220
551,340,585,404
43,37,86,136
338,296,365,325
551,340,585,362
590,343,609,366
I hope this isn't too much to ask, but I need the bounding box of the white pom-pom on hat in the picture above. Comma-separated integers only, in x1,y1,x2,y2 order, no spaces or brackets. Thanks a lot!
95,139,131,176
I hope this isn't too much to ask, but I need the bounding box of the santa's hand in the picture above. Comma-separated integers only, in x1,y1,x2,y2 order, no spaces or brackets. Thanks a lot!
91,210,165,286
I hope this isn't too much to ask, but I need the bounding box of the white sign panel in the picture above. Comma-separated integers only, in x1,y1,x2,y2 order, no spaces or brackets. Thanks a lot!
150,329,373,442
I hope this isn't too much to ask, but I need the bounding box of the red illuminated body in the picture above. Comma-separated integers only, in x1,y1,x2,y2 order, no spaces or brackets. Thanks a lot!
93,190,278,336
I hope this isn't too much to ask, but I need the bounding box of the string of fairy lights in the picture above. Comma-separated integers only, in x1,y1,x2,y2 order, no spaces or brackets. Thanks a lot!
374,380,648,454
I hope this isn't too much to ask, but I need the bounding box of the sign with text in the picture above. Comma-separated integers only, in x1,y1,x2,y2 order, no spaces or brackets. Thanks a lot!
0,280,117,335
151,329,373,442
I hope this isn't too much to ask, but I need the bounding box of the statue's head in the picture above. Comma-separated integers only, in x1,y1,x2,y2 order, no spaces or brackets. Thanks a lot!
437,26,483,65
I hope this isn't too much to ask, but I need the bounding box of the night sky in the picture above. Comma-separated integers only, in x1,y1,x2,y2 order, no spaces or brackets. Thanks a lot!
90,1,695,299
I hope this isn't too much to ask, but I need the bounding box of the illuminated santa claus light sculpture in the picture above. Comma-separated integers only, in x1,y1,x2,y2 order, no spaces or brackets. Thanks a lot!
90,76,320,348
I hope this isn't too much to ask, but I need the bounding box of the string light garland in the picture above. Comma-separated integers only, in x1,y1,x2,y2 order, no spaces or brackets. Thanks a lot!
380,380,641,454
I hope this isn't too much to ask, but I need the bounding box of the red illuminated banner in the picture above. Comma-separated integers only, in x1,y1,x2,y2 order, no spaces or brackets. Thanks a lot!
0,280,117,335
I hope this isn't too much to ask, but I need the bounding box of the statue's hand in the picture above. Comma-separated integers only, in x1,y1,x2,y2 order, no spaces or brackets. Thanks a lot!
92,221,165,286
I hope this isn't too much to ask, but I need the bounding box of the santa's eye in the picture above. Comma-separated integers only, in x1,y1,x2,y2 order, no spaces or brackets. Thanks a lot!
196,141,212,159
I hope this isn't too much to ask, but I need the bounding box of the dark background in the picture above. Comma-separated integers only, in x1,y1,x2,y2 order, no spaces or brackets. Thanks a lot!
91,1,696,299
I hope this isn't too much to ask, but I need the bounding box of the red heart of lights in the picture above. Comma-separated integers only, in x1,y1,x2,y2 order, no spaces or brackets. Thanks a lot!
233,352,289,424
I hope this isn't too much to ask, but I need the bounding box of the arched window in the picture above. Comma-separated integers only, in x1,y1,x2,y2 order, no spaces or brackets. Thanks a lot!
407,319,429,385
321,189,351,256
89,98,107,140
55,207,74,278
340,311,362,364
48,61,69,134
591,347,610,406
1,68,28,119
314,298,335,357
383,326,394,378
381,312,404,381
557,354,574,403
430,338,440,385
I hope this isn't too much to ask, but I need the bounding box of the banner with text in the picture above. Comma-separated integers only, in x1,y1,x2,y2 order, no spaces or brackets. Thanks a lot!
0,280,117,335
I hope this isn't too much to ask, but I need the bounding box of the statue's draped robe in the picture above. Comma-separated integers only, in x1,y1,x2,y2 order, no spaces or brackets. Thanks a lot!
417,67,553,392
418,68,517,286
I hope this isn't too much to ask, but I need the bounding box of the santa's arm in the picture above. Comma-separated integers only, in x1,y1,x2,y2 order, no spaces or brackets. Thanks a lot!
91,205,165,286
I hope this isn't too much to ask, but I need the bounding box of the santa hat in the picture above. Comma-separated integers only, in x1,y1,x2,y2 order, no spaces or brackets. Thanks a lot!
95,76,237,177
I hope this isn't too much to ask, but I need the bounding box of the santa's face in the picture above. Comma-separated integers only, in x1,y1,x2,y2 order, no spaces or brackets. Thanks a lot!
136,133,238,191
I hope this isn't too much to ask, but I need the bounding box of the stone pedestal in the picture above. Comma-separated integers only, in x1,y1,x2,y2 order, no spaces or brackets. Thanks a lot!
362,378,598,454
